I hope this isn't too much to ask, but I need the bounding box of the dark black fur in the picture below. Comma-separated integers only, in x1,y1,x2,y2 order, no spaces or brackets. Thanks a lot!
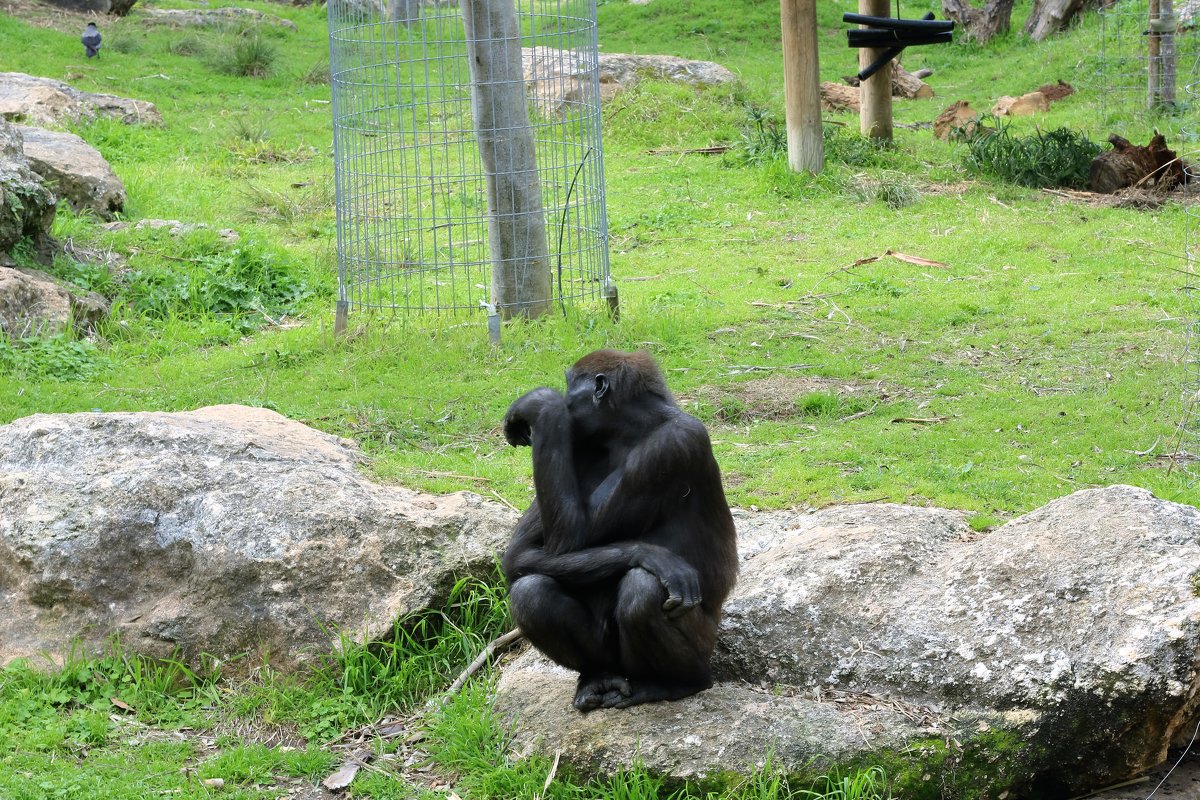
502,349,738,711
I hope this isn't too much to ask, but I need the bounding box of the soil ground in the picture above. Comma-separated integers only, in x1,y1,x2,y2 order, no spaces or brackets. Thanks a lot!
1091,748,1200,800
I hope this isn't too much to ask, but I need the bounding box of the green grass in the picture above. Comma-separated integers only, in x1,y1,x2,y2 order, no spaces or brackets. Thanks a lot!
0,0,1194,795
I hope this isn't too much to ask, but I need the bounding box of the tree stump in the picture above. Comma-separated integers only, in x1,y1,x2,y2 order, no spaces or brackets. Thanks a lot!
1089,133,1185,193
933,100,981,140
941,0,1016,43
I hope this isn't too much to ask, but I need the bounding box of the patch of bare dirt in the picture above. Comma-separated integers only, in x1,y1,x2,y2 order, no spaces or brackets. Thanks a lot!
0,0,103,32
688,375,903,424
1042,186,1189,210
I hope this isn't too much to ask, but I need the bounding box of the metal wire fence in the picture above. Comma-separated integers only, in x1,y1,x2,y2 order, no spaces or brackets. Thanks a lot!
327,0,610,323
1180,71,1200,472
1097,0,1200,137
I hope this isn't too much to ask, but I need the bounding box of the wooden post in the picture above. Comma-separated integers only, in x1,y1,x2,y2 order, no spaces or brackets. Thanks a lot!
460,0,553,320
858,0,893,141
780,0,823,173
1148,0,1177,109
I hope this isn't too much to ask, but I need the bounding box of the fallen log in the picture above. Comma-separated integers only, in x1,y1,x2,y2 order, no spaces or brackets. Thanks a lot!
821,81,861,112
841,63,934,98
832,63,934,109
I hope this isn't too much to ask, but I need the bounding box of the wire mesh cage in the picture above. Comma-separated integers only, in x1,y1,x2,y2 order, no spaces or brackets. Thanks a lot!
326,0,610,323
1180,71,1200,472
1097,0,1200,137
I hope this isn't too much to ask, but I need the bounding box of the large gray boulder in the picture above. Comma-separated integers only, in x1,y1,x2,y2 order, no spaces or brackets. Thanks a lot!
16,125,125,220
0,266,107,337
495,486,1200,797
0,73,161,127
522,48,735,115
138,7,298,31
0,118,57,265
0,406,515,670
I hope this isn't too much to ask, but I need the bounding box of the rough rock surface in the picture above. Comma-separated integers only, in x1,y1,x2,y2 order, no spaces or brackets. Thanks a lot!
0,119,57,265
0,406,515,669
15,125,125,220
0,73,160,127
139,7,298,30
102,218,239,243
0,267,69,337
496,486,1200,796
0,266,107,337
596,53,735,88
522,48,734,114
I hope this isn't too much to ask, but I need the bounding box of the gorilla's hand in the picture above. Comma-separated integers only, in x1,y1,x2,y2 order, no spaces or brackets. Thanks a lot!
634,546,702,617
503,387,564,447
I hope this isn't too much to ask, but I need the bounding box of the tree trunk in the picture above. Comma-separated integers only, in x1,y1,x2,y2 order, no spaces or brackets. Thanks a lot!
459,0,552,320
388,0,421,24
941,0,1015,43
1023,0,1087,41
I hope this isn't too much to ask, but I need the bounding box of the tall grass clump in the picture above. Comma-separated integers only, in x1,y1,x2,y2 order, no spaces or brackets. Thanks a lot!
799,766,893,800
237,577,512,742
963,119,1101,188
166,32,206,57
301,59,331,85
213,32,277,77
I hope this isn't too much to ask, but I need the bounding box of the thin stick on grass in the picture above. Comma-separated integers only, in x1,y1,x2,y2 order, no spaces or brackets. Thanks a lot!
443,627,524,698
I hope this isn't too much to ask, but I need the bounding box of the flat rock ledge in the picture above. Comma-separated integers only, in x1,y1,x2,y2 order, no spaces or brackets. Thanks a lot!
0,73,160,127
496,486,1200,798
138,7,299,31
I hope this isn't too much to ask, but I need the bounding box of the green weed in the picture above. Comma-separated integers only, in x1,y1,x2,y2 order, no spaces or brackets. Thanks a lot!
121,242,314,328
963,119,1102,188
735,105,787,166
0,334,105,380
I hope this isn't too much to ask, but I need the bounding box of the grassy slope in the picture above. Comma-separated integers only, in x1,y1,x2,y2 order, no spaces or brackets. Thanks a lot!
0,0,1192,518
0,1,1195,796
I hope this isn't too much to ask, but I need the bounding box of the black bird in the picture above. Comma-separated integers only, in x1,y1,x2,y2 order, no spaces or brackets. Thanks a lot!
82,22,101,58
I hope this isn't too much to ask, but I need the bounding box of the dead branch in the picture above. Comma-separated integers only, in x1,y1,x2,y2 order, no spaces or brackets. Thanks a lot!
443,628,524,697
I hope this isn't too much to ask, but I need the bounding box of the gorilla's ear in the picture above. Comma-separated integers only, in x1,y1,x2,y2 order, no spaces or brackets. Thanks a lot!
593,374,610,402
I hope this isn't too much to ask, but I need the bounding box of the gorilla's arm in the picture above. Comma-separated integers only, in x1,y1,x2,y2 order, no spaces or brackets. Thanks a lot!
504,530,702,614
504,387,591,554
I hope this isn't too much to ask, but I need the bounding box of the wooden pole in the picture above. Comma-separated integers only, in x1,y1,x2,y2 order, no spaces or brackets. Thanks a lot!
780,0,823,173
1149,0,1162,108
460,0,552,320
858,0,893,141
1147,0,1177,108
